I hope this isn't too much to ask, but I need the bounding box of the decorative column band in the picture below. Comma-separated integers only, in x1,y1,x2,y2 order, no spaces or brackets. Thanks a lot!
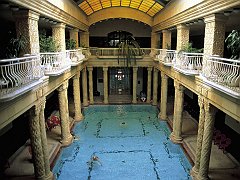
103,67,109,104
159,72,168,120
73,71,84,121
152,68,159,106
52,23,66,52
88,67,94,104
132,67,138,104
170,80,185,143
57,80,73,146
176,24,189,51
147,67,152,103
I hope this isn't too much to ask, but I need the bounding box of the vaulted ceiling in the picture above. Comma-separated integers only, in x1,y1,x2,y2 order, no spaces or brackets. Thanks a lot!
73,0,171,17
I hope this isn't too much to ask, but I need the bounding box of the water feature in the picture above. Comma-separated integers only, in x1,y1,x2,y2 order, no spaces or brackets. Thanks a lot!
53,105,192,180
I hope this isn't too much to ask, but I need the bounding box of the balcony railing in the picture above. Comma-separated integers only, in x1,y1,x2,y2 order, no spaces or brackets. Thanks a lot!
66,49,85,66
82,48,91,60
0,55,44,101
201,56,240,99
40,52,71,76
174,52,203,75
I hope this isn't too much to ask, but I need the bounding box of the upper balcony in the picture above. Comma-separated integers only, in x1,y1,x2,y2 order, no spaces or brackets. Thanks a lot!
0,55,45,102
155,49,176,66
40,52,71,76
201,56,240,99
66,49,85,66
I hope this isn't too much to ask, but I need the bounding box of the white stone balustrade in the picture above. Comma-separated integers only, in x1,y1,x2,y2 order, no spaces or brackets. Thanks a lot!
96,48,144,58
174,52,203,75
0,55,44,101
157,49,176,66
201,56,240,98
82,48,91,60
66,49,85,66
40,52,71,76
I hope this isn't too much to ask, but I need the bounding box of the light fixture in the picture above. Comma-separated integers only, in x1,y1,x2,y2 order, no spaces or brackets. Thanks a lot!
45,18,49,22
40,17,45,21
11,6,19,11
233,8,240,13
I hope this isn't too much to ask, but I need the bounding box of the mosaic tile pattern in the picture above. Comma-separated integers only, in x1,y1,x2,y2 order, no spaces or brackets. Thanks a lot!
53,105,192,180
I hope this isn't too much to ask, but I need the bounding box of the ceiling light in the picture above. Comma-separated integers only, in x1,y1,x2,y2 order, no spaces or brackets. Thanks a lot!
223,11,232,16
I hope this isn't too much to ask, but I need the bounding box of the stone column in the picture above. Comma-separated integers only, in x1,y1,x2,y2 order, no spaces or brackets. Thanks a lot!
38,98,53,180
159,72,168,120
191,96,205,177
152,68,159,106
176,24,189,51
147,67,152,103
14,10,40,55
151,31,159,49
204,14,227,57
52,23,66,51
170,81,185,143
57,81,73,146
73,71,84,122
70,28,79,48
162,30,171,49
198,101,217,180
29,106,45,179
103,67,109,104
80,31,89,47
82,67,89,106
88,67,94,104
132,67,138,104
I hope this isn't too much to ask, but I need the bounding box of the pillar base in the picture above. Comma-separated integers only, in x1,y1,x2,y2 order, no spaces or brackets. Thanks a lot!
36,175,46,180
158,113,167,120
60,134,74,147
45,172,54,180
170,132,183,144
196,174,210,180
132,100,137,104
75,114,84,122
152,102,158,106
190,166,199,179
83,102,89,107
104,100,109,104
89,101,94,105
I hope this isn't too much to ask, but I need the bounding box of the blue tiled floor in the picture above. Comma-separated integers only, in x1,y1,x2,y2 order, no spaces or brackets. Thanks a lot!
53,105,192,180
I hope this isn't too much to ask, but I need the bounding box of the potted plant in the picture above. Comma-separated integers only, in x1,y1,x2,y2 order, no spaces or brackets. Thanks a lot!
39,33,58,53
66,39,76,50
225,30,240,60
5,34,25,58
118,35,142,67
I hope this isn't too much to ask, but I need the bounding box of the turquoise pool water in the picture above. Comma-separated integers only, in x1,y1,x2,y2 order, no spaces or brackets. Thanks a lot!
53,105,192,180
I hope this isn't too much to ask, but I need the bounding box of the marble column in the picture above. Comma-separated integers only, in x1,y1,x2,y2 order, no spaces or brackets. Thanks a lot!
152,68,159,106
132,67,138,104
38,98,53,180
103,67,109,104
147,67,152,103
70,28,79,48
191,96,205,177
204,14,227,57
82,67,89,106
29,106,45,179
170,81,185,143
197,101,217,180
57,81,73,146
73,71,84,122
162,30,172,49
52,23,66,51
151,31,159,49
80,31,89,47
14,10,40,55
176,24,189,51
88,67,94,104
159,72,168,120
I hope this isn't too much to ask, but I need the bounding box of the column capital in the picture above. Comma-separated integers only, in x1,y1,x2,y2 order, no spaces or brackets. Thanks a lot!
161,72,168,80
174,81,185,92
162,29,171,33
204,100,217,115
52,22,66,29
103,67,108,72
73,71,80,79
57,81,68,92
87,66,93,71
198,95,204,109
132,67,138,72
154,68,159,73
177,24,189,30
204,14,228,24
13,10,40,21
70,28,79,33
147,67,152,71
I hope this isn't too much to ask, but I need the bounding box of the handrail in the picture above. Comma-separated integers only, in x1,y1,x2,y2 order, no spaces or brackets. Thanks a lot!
40,52,71,76
0,55,44,100
66,49,85,66
174,52,203,75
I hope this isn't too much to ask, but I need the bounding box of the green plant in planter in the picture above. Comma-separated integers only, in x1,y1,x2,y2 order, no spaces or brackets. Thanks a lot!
39,34,58,52
179,42,203,54
66,39,77,50
5,35,25,58
225,30,240,60
118,35,142,67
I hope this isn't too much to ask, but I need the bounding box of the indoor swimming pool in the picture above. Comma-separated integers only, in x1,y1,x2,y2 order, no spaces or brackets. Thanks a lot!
53,105,192,180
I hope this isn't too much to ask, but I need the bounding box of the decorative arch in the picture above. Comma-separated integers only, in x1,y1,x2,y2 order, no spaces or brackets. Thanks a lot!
88,7,153,26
